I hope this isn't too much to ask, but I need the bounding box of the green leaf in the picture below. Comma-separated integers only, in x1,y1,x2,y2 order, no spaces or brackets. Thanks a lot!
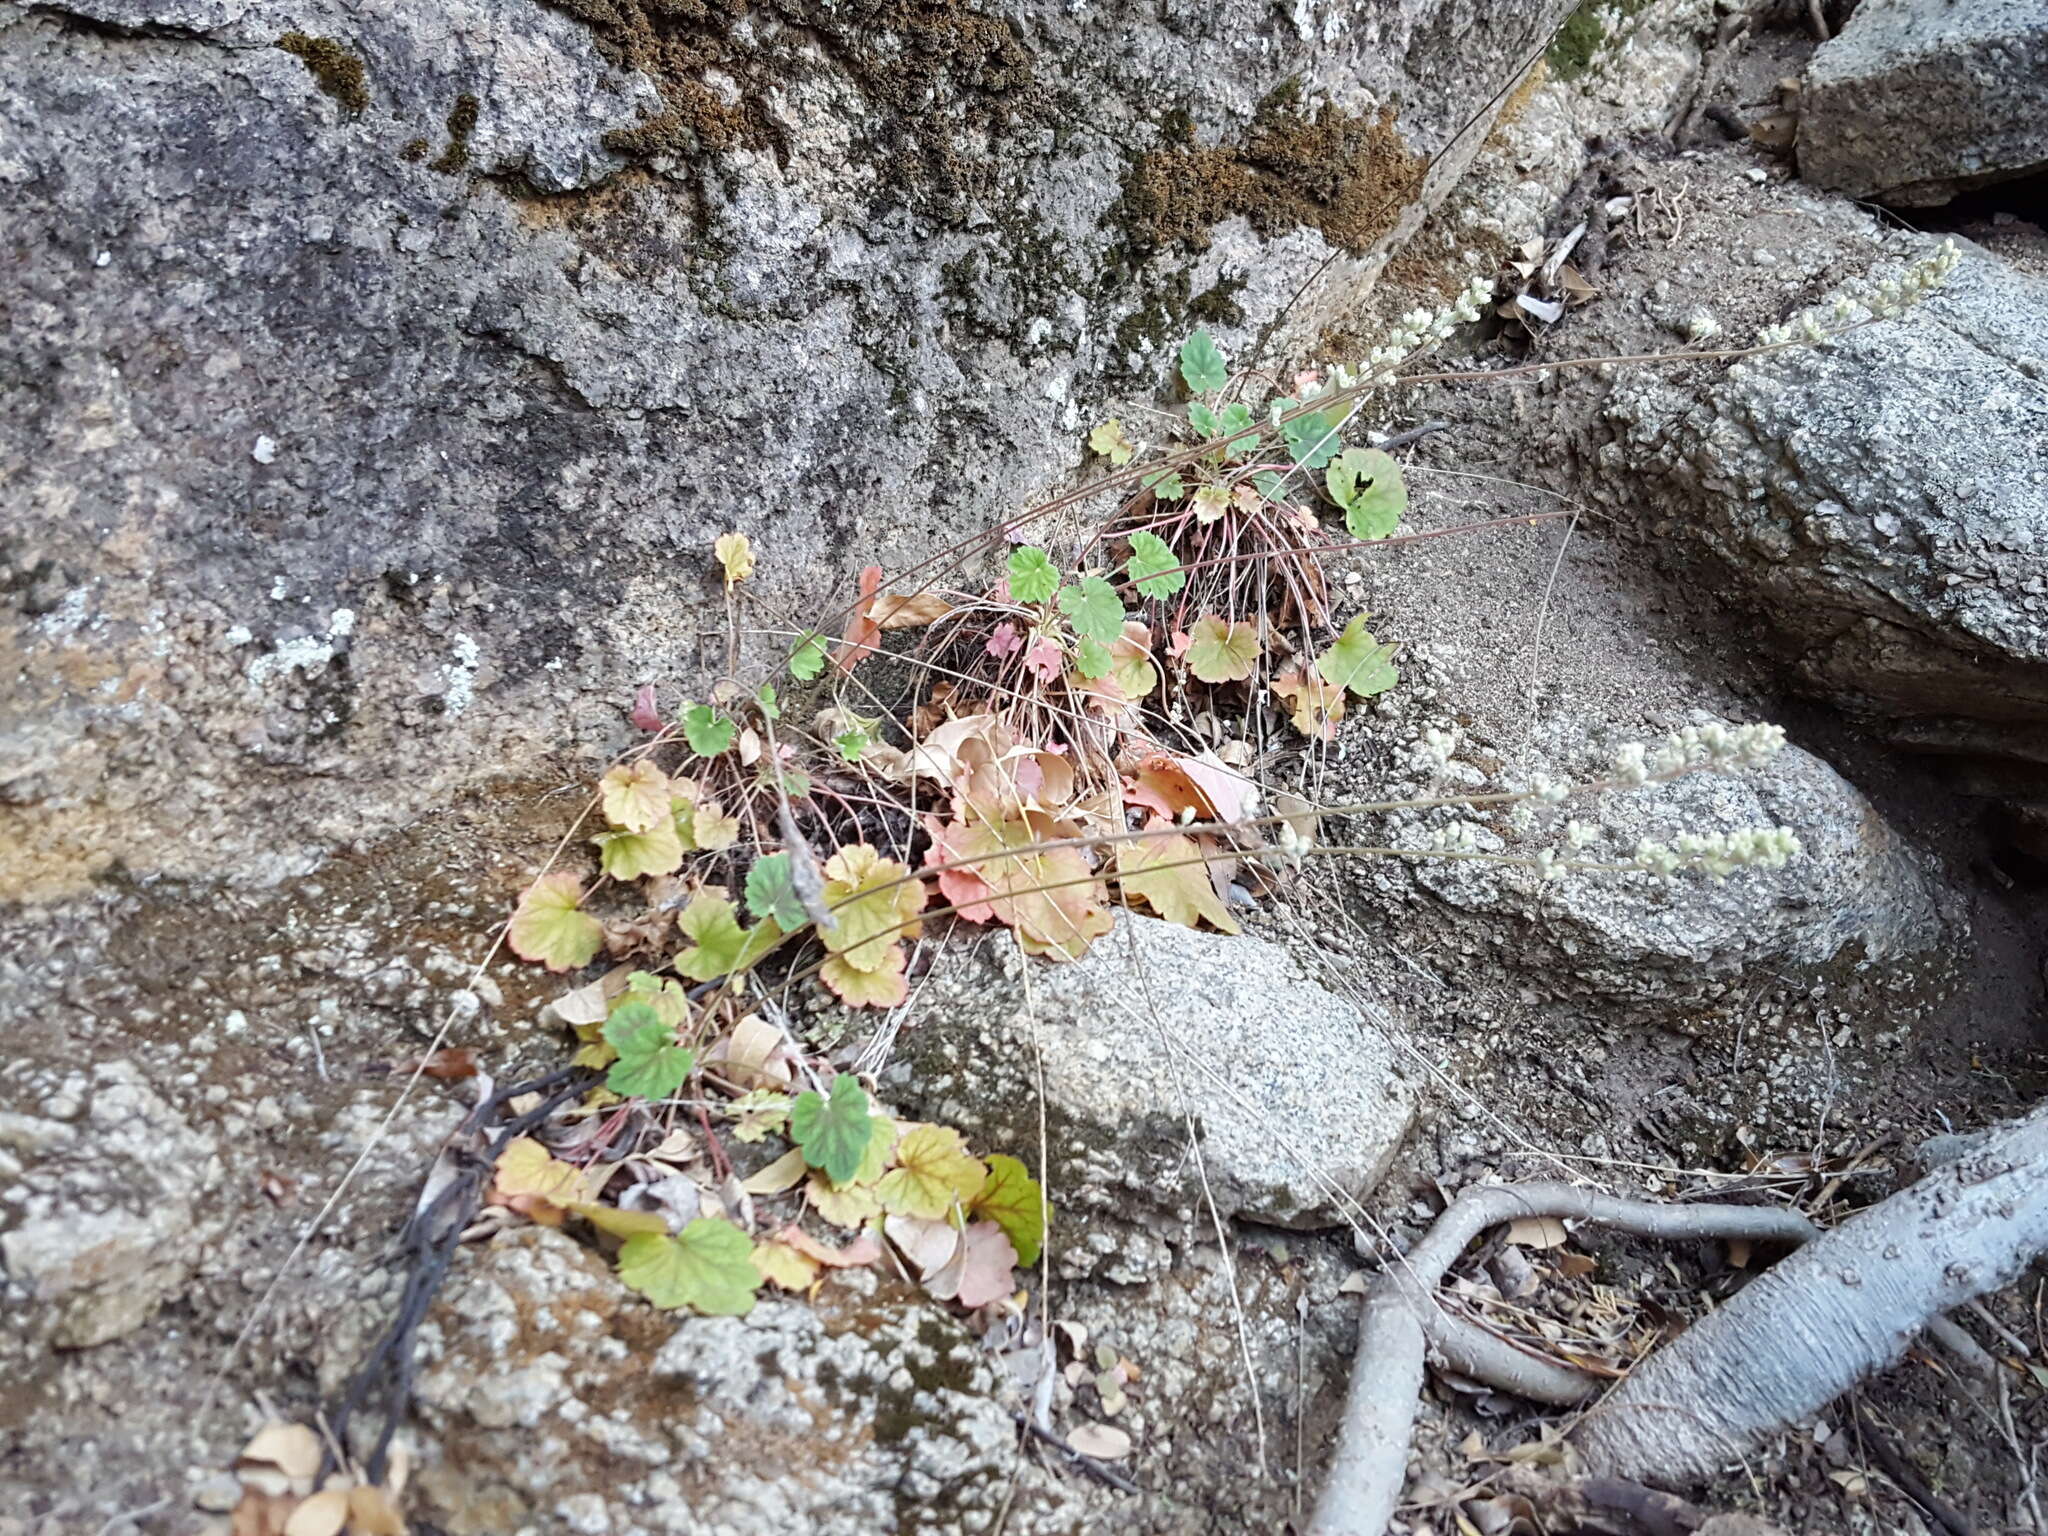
1283,409,1343,470
1187,400,1220,438
1317,612,1400,698
1253,470,1288,501
1057,577,1127,645
745,852,806,929
1327,448,1407,540
1219,401,1258,459
1074,635,1113,679
683,704,735,758
972,1154,1049,1267
506,872,604,973
756,681,781,720
624,969,691,1028
676,892,780,981
791,1073,879,1185
789,631,830,681
602,999,696,1100
875,1124,987,1219
1185,614,1261,684
617,1218,762,1315
835,728,869,763
1125,530,1187,600
1141,467,1186,502
1179,328,1228,393
1007,546,1059,605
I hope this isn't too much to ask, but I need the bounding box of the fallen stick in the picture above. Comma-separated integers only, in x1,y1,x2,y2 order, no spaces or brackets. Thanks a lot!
1310,1182,1816,1536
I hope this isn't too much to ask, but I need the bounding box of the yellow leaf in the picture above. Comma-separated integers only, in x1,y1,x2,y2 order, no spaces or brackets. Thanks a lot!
692,801,740,852
714,532,754,588
875,1124,987,1219
807,1172,882,1228
820,843,926,972
493,1137,602,1224
571,1203,669,1240
1271,666,1347,739
592,819,684,881
821,948,909,1009
599,760,670,833
282,1488,350,1536
1116,825,1240,934
751,1239,821,1292
742,1147,809,1195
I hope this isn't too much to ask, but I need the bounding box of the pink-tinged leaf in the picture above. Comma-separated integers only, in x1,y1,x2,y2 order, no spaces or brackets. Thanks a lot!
630,684,664,733
1022,638,1064,684
986,622,1023,660
774,1223,883,1269
951,1220,1020,1308
1168,629,1193,661
884,1213,962,1278
831,565,884,674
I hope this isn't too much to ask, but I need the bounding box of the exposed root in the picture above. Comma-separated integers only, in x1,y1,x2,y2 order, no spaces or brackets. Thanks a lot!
1309,1181,1818,1536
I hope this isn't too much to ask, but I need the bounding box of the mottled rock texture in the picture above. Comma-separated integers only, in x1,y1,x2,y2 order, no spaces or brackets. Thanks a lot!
0,0,1569,902
1797,0,2048,206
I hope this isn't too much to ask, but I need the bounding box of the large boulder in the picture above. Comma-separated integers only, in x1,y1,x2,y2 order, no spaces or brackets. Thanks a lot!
1602,236,2048,812
1797,0,2048,206
0,0,1569,902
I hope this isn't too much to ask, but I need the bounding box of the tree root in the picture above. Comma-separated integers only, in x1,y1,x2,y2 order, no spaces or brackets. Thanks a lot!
1309,1182,1816,1536
1574,1099,2048,1483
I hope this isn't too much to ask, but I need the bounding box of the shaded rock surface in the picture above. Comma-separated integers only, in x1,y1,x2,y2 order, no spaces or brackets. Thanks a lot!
1602,234,2048,817
889,913,1417,1254
1797,0,2048,205
0,0,1569,902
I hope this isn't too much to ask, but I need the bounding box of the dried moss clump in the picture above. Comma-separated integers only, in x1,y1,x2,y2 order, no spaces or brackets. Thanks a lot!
430,93,480,174
275,33,370,117
1119,102,1426,256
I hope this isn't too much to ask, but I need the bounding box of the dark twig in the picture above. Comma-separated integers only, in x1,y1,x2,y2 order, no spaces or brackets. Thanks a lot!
1378,421,1452,453
1848,1404,1975,1536
330,1066,595,1484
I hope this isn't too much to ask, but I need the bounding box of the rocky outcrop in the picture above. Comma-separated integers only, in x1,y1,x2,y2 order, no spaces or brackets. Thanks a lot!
0,0,1571,902
1797,0,2048,206
888,914,1415,1264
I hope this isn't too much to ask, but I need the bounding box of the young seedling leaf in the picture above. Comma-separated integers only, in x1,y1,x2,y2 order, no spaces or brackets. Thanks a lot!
600,760,670,833
1327,447,1407,540
1179,328,1228,393
1316,613,1399,697
789,630,830,680
971,1153,1049,1266
1184,615,1260,683
1007,546,1059,605
755,681,780,720
617,1218,762,1315
875,1124,987,1219
691,801,740,852
1087,418,1136,466
602,998,696,1100
683,705,736,758
713,531,754,588
1057,576,1126,645
1283,409,1342,470
1125,530,1187,599
1219,401,1258,458
1191,484,1230,524
834,728,869,763
1187,400,1220,438
745,851,807,929
507,872,603,972
592,820,685,881
1117,824,1241,935
790,1072,879,1184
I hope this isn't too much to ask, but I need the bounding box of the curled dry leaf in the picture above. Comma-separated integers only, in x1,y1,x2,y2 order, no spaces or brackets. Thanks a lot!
741,1147,809,1195
1065,1422,1133,1461
776,1223,883,1269
867,591,955,629
238,1422,324,1486
1504,1215,1568,1249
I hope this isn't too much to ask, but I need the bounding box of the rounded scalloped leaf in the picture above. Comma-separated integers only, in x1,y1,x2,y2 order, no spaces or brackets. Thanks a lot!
617,1218,762,1316
1185,615,1260,684
507,872,603,972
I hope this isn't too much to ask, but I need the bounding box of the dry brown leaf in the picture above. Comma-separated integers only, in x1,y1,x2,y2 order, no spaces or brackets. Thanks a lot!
1553,1250,1598,1279
1337,1271,1369,1295
230,1490,298,1536
347,1484,407,1536
741,1148,808,1195
238,1423,323,1485
1726,1237,1753,1269
281,1487,350,1536
1066,1422,1132,1461
776,1223,883,1269
867,591,954,629
1503,1215,1568,1250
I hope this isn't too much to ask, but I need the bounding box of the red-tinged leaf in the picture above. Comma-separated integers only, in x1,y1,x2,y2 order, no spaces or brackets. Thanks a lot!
1022,637,1064,684
986,622,1023,659
630,684,664,733
832,564,883,674
951,1220,1019,1309
399,1048,479,1081
924,810,1113,960
1272,666,1347,739
1168,629,1193,661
